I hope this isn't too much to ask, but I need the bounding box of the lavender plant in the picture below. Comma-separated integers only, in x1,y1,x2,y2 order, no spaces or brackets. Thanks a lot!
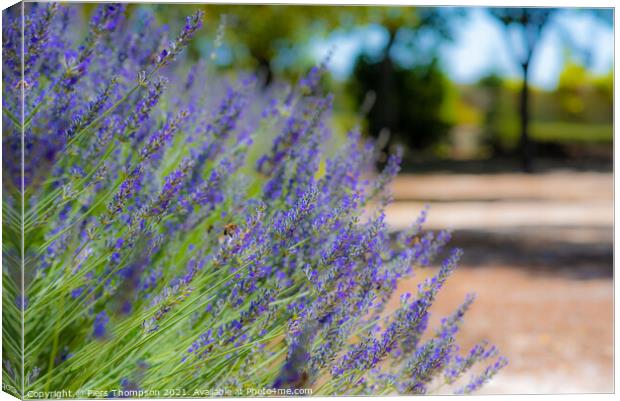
2,3,505,398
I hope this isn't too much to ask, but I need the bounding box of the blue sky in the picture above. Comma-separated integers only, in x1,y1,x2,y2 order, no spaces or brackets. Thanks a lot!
311,8,614,89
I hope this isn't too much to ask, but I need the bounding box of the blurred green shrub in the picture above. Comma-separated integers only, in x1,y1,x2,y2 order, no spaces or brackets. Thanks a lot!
350,57,452,154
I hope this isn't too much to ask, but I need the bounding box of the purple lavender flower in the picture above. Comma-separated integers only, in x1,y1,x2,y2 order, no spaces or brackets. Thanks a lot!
274,187,318,240
65,77,118,140
61,4,125,90
455,357,508,394
106,165,144,222
146,158,194,218
23,3,58,84
140,110,188,160
93,311,109,339
155,11,203,69
124,77,166,139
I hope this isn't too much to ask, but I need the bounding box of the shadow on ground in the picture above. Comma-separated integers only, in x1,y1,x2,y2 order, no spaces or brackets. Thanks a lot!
450,226,612,280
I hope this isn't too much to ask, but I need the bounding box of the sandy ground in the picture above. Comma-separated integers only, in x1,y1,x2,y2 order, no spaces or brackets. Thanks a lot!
385,172,613,394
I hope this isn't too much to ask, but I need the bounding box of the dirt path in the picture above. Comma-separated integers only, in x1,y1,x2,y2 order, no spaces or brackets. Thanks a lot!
386,172,612,231
386,172,613,394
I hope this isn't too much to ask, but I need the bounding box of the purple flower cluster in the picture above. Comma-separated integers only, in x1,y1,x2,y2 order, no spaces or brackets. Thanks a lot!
155,11,203,69
3,3,505,395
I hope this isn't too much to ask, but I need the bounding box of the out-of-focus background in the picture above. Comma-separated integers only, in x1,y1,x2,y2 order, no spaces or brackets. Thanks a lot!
130,4,613,393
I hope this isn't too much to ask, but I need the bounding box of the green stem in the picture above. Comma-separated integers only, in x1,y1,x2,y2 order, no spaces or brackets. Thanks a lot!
44,295,65,392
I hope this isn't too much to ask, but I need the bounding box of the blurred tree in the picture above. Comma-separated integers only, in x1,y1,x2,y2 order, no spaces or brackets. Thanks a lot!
184,5,463,158
195,5,343,85
147,4,341,85
145,4,466,162
349,8,462,157
489,8,554,172
477,73,507,155
352,57,450,153
162,5,462,92
592,70,613,105
489,8,612,171
555,60,613,123
556,62,588,119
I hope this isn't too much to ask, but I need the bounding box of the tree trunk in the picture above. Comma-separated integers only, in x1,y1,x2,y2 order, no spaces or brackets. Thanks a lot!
256,56,273,89
379,30,398,143
519,62,533,173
